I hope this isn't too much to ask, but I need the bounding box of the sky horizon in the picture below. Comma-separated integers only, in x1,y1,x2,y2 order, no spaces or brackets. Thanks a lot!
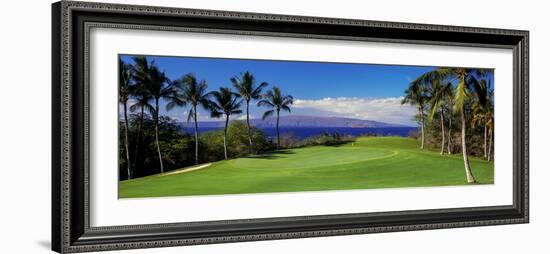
120,54,440,126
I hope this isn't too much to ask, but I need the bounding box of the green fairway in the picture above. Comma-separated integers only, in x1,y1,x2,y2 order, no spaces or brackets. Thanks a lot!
119,136,494,198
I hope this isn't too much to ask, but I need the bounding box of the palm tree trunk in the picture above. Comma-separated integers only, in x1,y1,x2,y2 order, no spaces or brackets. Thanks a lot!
134,105,144,176
223,114,229,160
440,110,445,155
447,112,452,154
123,101,131,179
460,106,477,183
276,109,280,150
193,106,199,165
419,105,425,149
483,123,487,159
154,99,164,173
487,127,493,161
246,101,253,154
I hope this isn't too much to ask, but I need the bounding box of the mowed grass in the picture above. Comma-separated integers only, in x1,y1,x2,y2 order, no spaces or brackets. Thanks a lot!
119,136,494,198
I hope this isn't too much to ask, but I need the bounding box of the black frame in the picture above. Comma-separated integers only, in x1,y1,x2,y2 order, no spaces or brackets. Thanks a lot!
52,1,529,253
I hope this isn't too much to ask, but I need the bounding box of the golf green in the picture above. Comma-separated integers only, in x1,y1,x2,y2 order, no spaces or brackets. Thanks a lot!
119,136,494,198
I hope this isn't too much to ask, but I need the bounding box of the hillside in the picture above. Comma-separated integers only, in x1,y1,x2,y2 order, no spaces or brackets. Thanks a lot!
180,115,412,128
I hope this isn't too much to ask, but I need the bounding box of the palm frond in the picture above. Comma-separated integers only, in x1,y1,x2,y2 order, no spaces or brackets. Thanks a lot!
257,86,293,114
209,87,243,118
128,103,140,112
262,110,275,120
427,79,451,121
281,105,291,113
210,110,223,118
143,102,156,117
467,75,487,107
410,67,454,89
165,95,186,111
187,108,194,123
257,99,274,107
251,81,269,99
454,79,470,112
231,71,268,103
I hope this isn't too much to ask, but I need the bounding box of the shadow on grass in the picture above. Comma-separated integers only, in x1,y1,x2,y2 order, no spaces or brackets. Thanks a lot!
246,150,296,160
245,141,354,160
319,140,354,147
291,140,355,148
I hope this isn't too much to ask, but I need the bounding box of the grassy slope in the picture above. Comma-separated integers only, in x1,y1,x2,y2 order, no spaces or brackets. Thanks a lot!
119,136,494,198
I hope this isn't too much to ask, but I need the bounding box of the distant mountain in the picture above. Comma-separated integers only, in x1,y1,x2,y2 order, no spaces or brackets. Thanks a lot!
179,115,412,128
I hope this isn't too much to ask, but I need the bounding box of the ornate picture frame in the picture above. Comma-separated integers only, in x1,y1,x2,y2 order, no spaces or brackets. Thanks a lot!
52,1,528,253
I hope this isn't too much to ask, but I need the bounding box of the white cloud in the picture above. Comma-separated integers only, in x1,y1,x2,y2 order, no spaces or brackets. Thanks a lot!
293,97,418,126
235,115,256,120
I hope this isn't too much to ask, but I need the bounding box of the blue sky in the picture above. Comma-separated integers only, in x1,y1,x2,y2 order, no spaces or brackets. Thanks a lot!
120,54,438,126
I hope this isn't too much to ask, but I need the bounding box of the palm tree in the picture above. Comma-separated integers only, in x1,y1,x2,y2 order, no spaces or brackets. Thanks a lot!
486,112,494,161
209,87,243,160
147,65,172,173
167,74,211,165
402,82,428,149
257,87,293,149
472,79,494,160
129,56,155,175
472,108,488,159
455,69,478,183
428,80,453,155
118,58,133,179
481,80,494,162
231,71,268,153
445,87,455,154
410,67,487,183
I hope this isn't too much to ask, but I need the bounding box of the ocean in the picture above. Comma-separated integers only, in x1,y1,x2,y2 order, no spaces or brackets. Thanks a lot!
183,126,417,139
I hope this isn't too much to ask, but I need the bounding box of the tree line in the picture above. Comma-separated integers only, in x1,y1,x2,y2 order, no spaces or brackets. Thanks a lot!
401,68,494,183
119,56,293,179
119,56,494,184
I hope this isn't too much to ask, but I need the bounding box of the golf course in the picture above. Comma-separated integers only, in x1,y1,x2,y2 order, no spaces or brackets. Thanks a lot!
119,136,494,198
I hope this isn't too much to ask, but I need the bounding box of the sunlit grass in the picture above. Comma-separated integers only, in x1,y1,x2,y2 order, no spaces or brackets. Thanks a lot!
119,136,494,198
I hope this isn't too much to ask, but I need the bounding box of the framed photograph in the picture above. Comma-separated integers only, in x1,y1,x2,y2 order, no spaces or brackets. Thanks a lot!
52,1,529,253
